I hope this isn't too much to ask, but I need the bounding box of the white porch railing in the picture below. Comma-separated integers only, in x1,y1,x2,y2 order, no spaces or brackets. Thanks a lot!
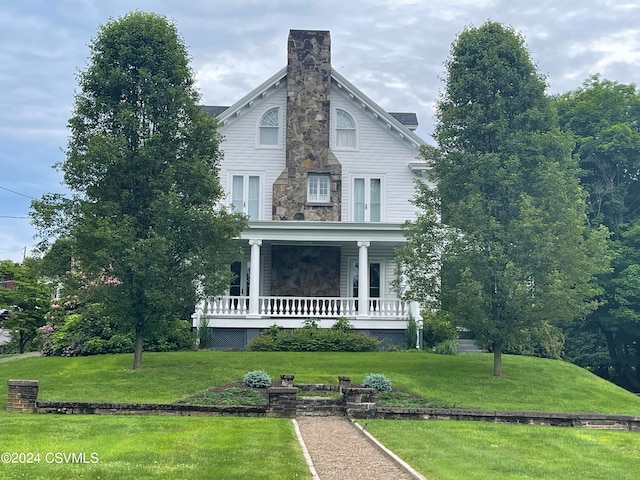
202,296,411,319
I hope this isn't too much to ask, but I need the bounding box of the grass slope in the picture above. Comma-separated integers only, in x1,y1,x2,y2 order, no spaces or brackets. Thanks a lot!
1,350,638,413
1,351,639,479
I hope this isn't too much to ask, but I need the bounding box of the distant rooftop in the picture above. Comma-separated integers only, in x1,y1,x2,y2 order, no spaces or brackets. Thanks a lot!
388,112,418,131
201,105,229,118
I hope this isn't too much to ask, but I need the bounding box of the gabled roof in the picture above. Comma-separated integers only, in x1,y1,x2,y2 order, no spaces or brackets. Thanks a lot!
202,67,426,150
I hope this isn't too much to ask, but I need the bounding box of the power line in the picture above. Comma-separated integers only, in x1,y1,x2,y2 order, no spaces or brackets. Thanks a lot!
0,186,36,199
0,216,30,219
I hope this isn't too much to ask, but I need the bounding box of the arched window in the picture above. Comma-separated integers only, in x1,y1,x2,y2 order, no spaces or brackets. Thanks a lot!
336,109,356,148
259,108,280,146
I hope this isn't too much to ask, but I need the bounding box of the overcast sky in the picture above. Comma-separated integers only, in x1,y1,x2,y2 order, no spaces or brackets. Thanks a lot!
1,0,639,262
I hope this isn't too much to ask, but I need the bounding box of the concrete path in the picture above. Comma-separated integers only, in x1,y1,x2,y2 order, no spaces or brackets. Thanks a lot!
0,351,40,363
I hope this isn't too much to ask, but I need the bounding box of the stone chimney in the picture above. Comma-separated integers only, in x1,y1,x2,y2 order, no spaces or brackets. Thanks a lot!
272,30,342,221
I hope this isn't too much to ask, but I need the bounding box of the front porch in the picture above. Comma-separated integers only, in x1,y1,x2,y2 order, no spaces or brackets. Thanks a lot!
194,295,417,327
192,221,421,346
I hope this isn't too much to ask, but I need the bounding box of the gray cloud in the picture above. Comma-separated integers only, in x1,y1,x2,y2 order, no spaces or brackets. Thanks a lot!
1,0,639,261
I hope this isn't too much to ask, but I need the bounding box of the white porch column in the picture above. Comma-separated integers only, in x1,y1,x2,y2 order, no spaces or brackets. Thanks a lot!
357,241,370,317
410,301,423,349
248,239,262,317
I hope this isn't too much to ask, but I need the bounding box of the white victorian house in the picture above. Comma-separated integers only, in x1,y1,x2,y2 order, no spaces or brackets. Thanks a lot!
192,30,428,349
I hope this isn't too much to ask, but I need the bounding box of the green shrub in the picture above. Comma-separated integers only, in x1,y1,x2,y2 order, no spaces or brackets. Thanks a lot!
145,318,193,352
197,316,213,350
405,314,418,349
362,373,392,393
247,324,380,352
246,334,276,351
422,310,458,348
434,339,459,355
331,317,354,333
262,324,282,339
242,370,272,388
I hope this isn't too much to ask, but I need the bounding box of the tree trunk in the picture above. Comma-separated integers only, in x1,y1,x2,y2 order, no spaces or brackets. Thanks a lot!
132,329,143,371
18,330,25,354
493,339,503,377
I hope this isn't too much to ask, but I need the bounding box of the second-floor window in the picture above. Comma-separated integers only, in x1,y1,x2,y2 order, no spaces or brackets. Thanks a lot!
307,174,330,203
259,107,280,146
335,109,356,149
231,174,261,220
353,176,382,222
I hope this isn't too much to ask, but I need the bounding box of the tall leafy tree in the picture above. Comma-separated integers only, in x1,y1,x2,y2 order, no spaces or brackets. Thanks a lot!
400,22,608,376
31,12,246,370
557,77,640,390
0,258,52,353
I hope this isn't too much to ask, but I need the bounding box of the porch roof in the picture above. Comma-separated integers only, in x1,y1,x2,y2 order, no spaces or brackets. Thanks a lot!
240,221,406,243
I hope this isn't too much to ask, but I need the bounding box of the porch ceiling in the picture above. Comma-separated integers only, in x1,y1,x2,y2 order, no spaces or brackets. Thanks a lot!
240,221,406,243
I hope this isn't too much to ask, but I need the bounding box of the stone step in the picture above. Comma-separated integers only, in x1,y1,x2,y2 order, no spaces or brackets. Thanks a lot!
456,338,484,353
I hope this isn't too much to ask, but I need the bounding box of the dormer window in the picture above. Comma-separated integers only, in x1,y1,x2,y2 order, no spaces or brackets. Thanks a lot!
259,107,280,146
335,109,356,149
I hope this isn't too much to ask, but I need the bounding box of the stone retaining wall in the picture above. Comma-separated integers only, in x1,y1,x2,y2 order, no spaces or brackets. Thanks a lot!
7,377,640,431
347,406,640,431
35,400,267,417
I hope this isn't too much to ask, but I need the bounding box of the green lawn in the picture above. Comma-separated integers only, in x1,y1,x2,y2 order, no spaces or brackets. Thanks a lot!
362,420,640,480
1,351,639,479
1,350,638,413
0,415,311,480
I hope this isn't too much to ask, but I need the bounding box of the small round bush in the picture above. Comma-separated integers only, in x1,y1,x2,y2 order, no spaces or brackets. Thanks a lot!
362,373,392,393
242,370,272,388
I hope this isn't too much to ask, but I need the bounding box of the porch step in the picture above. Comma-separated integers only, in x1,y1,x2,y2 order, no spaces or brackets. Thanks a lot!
456,338,484,353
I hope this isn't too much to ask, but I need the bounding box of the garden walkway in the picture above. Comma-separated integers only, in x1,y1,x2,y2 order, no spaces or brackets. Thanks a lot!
0,352,40,363
294,416,426,480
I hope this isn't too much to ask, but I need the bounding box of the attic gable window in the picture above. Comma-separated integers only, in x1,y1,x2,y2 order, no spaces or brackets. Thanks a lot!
335,109,356,149
259,107,280,146
307,174,330,204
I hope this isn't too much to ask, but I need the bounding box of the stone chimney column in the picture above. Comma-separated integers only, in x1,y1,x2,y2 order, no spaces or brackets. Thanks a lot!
272,30,342,221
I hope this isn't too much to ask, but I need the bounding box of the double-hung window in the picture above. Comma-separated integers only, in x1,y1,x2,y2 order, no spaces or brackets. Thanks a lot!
353,176,382,222
307,174,330,203
231,174,261,220
259,108,280,146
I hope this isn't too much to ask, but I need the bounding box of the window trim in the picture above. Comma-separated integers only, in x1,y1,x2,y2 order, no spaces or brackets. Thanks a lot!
351,175,384,222
307,173,331,205
256,107,282,149
229,172,264,220
333,108,357,150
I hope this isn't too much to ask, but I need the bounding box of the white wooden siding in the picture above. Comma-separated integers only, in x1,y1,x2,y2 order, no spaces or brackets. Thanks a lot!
330,90,421,224
217,86,287,220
